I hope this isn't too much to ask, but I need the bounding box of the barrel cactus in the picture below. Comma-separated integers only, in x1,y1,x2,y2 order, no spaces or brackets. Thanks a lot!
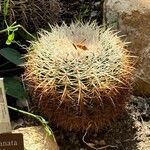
24,22,134,132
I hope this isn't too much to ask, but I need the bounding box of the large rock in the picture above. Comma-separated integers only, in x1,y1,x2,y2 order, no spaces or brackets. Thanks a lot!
104,0,150,96
13,126,59,150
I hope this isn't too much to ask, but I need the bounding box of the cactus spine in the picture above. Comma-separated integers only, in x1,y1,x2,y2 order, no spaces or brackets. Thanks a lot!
24,22,134,132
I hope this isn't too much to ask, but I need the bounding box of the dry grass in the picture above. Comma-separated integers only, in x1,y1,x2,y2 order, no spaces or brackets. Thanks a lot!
7,0,61,32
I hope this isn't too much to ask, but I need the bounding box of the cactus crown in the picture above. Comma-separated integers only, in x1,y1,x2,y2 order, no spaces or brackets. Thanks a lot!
25,22,133,105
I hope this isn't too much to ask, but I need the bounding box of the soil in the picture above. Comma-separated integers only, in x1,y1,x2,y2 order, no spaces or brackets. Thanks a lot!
53,96,150,150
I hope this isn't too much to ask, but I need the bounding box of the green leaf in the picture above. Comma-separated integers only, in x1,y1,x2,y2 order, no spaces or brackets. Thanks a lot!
6,31,15,45
4,77,27,100
3,0,10,17
6,40,11,45
8,32,15,41
0,48,24,65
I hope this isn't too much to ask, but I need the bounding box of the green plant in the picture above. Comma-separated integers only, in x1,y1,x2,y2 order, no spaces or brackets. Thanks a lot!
0,21,35,45
0,47,27,100
1,0,34,44
8,106,56,141
0,3,54,140
3,0,10,19
0,0,35,100
24,22,135,132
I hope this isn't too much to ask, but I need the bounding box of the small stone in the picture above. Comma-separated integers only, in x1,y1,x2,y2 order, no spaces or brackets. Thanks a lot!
145,130,150,137
90,11,98,18
11,119,24,129
94,2,101,7
87,142,95,147
16,99,29,107
13,126,59,150
99,140,106,146
90,11,98,17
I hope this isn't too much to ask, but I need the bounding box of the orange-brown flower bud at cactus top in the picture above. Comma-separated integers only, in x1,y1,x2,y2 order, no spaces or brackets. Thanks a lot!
24,22,135,132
